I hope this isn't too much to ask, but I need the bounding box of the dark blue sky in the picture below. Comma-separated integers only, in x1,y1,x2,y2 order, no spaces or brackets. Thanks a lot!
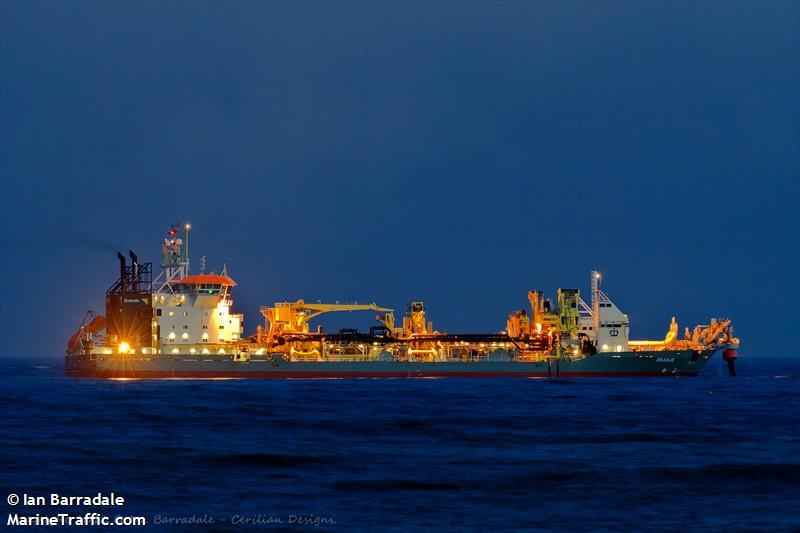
1,2,798,358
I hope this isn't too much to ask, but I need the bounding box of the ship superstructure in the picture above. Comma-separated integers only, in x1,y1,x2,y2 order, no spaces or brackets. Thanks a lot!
66,226,740,378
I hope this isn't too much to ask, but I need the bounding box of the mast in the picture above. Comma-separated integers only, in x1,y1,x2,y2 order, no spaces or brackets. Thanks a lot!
162,224,187,281
591,270,601,333
184,223,191,274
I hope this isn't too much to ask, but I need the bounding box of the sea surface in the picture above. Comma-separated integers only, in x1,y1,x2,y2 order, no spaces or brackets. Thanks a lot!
1,356,798,532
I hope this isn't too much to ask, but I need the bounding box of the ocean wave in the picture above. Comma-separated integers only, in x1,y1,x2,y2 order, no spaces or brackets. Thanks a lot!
202,453,333,468
331,479,459,492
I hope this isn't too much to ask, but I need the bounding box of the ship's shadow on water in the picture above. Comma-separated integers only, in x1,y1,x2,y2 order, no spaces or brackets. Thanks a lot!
1,358,799,532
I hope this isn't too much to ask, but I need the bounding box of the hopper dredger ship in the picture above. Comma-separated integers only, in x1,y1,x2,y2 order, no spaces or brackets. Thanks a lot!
66,225,740,379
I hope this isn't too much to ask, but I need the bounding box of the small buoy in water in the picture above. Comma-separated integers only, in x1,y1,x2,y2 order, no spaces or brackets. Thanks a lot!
707,390,713,395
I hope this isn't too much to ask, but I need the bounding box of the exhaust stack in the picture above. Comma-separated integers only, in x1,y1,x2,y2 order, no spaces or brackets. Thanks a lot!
129,250,139,292
117,252,126,293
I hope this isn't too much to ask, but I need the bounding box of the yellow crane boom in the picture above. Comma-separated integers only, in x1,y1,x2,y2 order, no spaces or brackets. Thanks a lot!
260,299,395,341
299,301,394,320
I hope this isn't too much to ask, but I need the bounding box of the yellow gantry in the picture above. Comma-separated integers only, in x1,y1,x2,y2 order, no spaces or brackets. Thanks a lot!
260,299,395,341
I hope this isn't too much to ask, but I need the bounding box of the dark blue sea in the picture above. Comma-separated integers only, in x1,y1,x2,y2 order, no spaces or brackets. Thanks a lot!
1,356,798,532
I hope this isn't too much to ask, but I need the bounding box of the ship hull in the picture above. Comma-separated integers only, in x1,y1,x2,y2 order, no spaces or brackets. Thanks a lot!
65,349,718,378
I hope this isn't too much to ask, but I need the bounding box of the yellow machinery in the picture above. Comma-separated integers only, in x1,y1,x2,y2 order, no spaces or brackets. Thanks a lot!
506,310,530,338
528,290,559,333
403,301,433,336
557,289,580,337
665,317,679,343
528,291,545,326
506,291,562,340
260,300,395,342
628,317,739,351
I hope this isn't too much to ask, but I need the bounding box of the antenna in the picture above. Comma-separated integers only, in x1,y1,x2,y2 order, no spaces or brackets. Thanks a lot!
591,270,602,333
184,223,191,274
